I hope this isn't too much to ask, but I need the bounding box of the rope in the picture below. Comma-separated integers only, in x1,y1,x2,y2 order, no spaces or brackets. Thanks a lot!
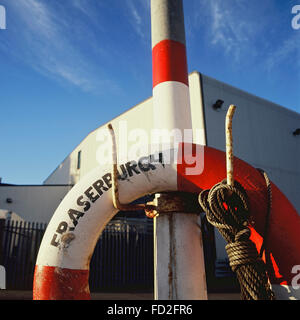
257,169,272,258
198,179,275,300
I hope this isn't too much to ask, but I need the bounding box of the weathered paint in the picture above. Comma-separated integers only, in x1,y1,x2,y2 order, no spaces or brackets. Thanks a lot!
34,144,300,300
151,0,186,48
150,0,206,300
225,105,236,186
33,265,89,300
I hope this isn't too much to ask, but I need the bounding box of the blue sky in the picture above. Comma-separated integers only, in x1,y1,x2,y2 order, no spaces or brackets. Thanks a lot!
0,0,299,184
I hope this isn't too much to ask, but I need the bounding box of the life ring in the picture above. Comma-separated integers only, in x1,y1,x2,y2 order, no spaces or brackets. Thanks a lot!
33,143,300,300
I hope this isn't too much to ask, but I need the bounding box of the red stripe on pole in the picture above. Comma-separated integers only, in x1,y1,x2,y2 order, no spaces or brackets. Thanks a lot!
176,143,300,286
33,265,90,300
152,39,188,88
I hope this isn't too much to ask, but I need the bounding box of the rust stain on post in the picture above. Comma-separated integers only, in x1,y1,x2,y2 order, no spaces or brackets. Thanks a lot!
168,213,177,300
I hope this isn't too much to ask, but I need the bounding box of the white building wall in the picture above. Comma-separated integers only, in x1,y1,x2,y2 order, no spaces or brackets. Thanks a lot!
44,73,206,185
200,73,300,259
44,98,155,185
43,71,300,213
0,209,24,222
0,185,72,223
201,74,300,212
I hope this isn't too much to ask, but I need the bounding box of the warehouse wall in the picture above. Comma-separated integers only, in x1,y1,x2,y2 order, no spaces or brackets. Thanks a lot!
0,185,72,223
44,98,154,185
44,73,206,185
200,73,300,259
201,73,300,212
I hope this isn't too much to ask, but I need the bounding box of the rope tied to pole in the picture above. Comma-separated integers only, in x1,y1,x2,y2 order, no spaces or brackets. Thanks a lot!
198,180,275,300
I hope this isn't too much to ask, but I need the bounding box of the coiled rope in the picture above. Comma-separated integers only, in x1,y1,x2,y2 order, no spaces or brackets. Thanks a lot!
198,178,275,300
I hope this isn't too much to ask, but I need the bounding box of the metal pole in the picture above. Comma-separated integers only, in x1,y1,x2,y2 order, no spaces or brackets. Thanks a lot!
151,0,207,300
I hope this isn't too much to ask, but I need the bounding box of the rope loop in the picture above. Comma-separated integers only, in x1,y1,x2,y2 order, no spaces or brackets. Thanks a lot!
226,239,258,272
199,179,249,243
198,178,275,300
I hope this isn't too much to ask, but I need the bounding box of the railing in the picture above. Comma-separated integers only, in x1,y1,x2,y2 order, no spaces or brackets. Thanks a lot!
1,220,46,290
0,217,154,291
89,218,154,291
0,216,238,293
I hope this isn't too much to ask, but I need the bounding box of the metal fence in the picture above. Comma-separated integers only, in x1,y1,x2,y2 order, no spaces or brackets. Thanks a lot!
0,218,154,291
89,218,154,291
1,220,46,290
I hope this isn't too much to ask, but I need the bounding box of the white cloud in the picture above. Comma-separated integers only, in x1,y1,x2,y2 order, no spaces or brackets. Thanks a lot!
125,0,150,40
72,0,91,16
206,0,256,61
190,0,299,74
2,0,119,94
265,33,300,71
16,0,57,39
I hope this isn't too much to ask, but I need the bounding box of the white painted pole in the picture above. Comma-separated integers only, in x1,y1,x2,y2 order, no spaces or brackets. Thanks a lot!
153,195,207,300
151,0,207,300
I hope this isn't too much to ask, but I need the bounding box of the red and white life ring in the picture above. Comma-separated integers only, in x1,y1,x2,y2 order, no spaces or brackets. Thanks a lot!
33,143,300,300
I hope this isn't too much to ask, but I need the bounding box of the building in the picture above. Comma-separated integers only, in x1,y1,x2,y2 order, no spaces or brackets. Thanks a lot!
1,71,299,266
0,184,72,223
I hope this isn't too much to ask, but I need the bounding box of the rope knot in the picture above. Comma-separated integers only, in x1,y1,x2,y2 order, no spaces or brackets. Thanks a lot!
199,178,275,300
199,179,250,243
225,237,258,273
